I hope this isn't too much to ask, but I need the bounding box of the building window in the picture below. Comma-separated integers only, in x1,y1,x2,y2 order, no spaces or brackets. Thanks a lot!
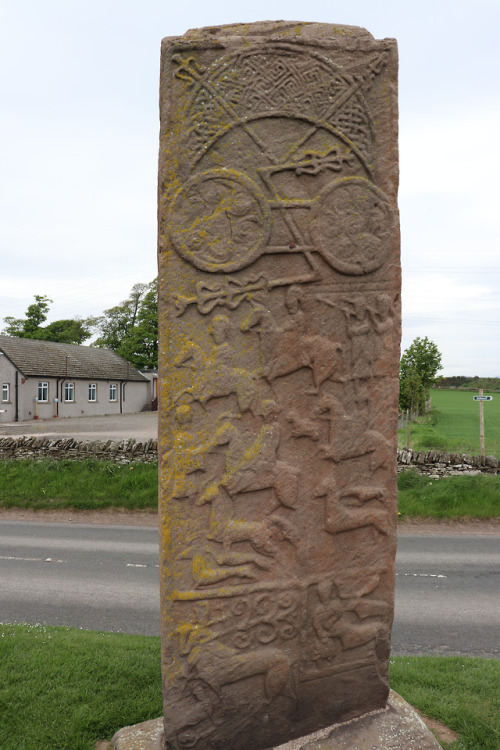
64,382,74,402
109,383,117,402
37,382,48,402
2,384,9,402
88,383,97,402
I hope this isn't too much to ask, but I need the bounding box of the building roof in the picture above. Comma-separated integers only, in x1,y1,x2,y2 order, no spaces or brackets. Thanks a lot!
0,336,148,382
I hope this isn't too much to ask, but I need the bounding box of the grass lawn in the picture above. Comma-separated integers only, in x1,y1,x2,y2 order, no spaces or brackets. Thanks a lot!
397,470,500,519
0,624,162,750
399,389,500,457
0,624,498,750
1,457,499,520
0,458,158,511
389,655,500,750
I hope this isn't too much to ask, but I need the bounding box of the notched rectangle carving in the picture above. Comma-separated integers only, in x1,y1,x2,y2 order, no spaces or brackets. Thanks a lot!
158,20,400,750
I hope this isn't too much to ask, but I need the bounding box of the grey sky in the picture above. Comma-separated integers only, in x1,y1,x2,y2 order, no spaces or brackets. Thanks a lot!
1,0,499,375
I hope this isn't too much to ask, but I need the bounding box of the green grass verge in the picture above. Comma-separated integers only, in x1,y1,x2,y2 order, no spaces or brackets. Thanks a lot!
0,624,498,750
399,389,500,457
390,655,500,750
1,458,499,519
397,470,500,519
0,458,158,510
0,624,162,750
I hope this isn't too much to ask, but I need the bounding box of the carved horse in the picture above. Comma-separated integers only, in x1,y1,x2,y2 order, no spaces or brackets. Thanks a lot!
174,339,257,413
240,302,344,393
314,394,391,472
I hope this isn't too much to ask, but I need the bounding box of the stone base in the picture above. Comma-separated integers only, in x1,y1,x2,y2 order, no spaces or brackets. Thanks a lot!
110,692,442,749
111,717,163,750
274,691,442,749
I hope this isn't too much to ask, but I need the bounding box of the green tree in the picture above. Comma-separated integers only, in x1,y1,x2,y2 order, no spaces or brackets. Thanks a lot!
93,283,147,352
93,279,158,368
23,295,52,335
399,336,442,413
399,368,426,413
2,316,25,337
1,296,93,344
39,318,93,345
2,295,53,337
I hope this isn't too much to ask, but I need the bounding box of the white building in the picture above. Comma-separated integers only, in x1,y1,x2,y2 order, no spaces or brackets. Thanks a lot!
0,335,150,422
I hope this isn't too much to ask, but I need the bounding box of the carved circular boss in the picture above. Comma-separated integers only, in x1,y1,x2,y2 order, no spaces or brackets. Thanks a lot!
169,170,393,275
169,169,271,274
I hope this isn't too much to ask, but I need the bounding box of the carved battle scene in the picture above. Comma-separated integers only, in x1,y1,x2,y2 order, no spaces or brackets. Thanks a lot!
158,21,399,750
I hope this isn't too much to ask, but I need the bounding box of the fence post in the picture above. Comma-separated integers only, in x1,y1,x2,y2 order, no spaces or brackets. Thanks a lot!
479,388,485,457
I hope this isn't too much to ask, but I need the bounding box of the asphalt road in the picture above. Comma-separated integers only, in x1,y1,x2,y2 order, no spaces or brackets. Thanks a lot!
1,521,498,656
0,521,161,635
0,411,158,441
392,533,499,658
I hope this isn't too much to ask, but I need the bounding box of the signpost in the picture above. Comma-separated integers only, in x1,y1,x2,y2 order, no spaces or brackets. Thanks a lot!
474,389,493,457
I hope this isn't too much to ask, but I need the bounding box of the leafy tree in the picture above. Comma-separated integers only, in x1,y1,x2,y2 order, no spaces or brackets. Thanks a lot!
23,295,52,335
93,279,158,368
435,375,470,389
39,318,93,345
2,295,53,337
2,282,158,363
1,295,93,344
2,316,25,337
93,283,147,352
399,336,442,413
399,368,426,414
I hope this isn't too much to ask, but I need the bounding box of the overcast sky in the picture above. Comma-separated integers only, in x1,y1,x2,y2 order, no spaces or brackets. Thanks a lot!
1,0,499,376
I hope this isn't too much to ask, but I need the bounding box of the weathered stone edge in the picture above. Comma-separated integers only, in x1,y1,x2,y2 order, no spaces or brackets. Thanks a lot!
109,691,443,749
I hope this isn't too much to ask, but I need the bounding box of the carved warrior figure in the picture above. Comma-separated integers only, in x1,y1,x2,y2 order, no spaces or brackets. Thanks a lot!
158,21,400,750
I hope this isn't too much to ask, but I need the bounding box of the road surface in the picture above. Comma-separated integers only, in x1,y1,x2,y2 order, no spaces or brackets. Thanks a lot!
392,533,499,657
0,521,160,635
1,521,498,656
0,411,158,440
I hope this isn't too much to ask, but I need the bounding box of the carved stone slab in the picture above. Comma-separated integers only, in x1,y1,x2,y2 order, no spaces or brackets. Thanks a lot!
294,691,443,749
158,21,400,750
109,692,442,750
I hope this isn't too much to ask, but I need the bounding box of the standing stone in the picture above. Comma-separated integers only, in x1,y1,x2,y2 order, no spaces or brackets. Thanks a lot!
158,21,400,750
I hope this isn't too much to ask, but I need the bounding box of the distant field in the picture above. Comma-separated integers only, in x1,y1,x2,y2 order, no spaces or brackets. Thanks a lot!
399,389,500,457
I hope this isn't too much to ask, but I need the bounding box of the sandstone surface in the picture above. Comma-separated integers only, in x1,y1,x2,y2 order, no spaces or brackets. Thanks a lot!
158,21,400,750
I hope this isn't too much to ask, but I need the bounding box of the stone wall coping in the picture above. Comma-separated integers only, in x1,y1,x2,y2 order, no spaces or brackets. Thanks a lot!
0,437,497,473
396,448,498,474
0,436,158,464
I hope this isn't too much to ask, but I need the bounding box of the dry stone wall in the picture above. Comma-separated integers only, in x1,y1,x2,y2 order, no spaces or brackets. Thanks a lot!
397,449,499,475
0,438,497,476
0,436,157,464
